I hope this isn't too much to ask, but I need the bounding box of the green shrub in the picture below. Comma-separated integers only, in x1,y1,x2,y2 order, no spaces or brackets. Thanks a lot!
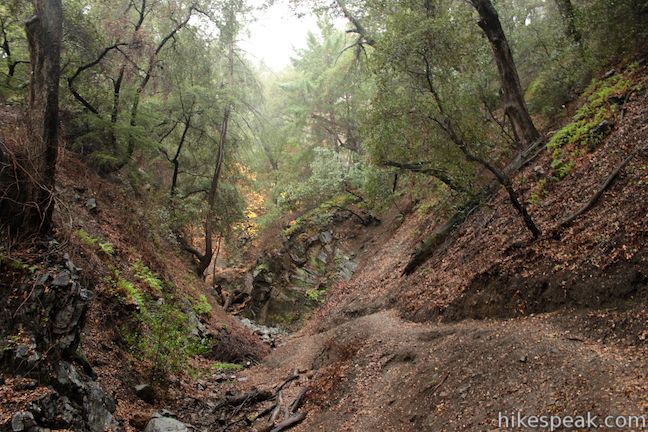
132,260,163,292
528,178,549,206
192,294,212,316
306,288,326,303
116,276,146,311
74,229,114,256
123,297,210,377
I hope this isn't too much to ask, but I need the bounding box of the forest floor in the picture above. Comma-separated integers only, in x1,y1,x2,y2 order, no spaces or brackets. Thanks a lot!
1,63,647,432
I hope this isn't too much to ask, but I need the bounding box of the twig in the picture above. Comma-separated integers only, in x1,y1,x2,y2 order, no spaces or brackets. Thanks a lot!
270,412,306,432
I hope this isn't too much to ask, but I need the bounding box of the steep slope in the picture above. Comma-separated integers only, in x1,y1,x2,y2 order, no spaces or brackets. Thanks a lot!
226,63,648,431
0,108,267,430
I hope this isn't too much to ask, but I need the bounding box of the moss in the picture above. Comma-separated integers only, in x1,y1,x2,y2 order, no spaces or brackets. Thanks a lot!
283,194,353,237
0,254,37,273
211,362,244,372
546,71,636,180
253,263,269,276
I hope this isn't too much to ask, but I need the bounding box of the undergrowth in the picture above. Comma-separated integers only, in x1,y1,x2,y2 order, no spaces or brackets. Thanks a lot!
111,269,210,377
542,66,639,184
75,229,114,255
212,361,243,372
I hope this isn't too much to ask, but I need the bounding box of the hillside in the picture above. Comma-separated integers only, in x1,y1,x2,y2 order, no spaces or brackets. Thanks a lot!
1,1,647,431
224,62,648,432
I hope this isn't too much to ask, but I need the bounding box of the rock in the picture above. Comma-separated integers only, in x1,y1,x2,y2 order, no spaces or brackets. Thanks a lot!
79,289,93,301
51,270,71,287
13,379,37,391
532,165,546,179
143,417,189,432
85,198,97,212
319,230,333,244
56,361,86,394
317,250,329,264
214,374,228,382
135,384,156,404
84,382,116,432
519,355,528,363
156,409,177,418
130,413,150,430
590,119,612,137
288,242,307,265
11,411,36,431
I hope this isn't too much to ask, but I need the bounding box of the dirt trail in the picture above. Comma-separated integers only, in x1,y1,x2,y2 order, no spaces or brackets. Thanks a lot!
237,307,646,431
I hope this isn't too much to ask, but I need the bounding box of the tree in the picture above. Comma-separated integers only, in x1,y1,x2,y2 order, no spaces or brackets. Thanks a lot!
22,0,63,234
469,0,541,147
554,0,582,46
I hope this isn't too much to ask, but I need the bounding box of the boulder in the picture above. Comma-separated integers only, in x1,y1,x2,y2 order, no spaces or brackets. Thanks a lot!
84,382,115,432
319,230,333,244
51,270,71,287
144,417,189,432
11,411,36,432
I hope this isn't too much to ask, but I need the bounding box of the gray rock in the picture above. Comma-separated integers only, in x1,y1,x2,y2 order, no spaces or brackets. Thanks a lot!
51,270,71,287
11,411,36,431
56,361,86,394
319,230,333,244
84,382,115,432
532,165,546,179
590,120,612,137
135,384,156,404
144,417,189,432
317,250,329,264
85,198,97,212
79,289,93,301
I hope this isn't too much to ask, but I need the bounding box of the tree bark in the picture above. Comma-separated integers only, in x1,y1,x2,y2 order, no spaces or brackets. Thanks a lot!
194,32,234,276
469,0,541,147
336,0,376,47
383,160,468,193
22,0,62,235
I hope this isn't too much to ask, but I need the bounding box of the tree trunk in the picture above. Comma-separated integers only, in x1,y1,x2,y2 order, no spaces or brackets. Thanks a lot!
170,115,191,195
469,0,540,147
197,104,229,275
22,0,62,235
554,0,582,46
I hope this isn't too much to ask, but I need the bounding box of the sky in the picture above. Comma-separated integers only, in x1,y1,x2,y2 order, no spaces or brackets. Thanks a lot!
239,0,330,71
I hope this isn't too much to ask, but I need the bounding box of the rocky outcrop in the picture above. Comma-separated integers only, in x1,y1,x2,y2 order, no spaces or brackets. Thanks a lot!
221,208,368,328
1,244,116,431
